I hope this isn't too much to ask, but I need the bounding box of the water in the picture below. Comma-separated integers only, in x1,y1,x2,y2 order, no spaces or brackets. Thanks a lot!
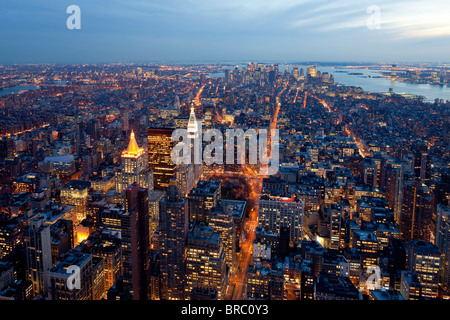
0,81,68,97
0,85,40,96
209,65,450,102
317,66,450,102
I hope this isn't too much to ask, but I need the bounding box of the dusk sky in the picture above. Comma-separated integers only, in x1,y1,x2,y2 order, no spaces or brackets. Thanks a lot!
1,0,450,64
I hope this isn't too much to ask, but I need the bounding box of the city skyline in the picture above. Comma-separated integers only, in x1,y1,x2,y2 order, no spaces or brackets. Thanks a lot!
1,0,450,307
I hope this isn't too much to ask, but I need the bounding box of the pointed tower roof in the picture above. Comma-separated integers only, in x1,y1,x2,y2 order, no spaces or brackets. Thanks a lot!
187,104,198,134
126,130,141,155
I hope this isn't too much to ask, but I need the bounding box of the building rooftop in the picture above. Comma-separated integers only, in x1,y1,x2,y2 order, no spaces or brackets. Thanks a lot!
221,199,246,219
48,251,92,275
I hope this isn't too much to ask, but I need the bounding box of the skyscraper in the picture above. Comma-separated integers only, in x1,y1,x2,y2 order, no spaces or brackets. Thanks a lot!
46,251,98,300
60,180,91,224
98,184,150,300
188,180,221,223
407,240,440,298
329,203,342,250
24,216,52,296
208,202,236,273
413,142,431,182
258,193,304,246
122,183,150,300
400,178,433,241
148,128,177,190
115,130,153,196
185,224,227,300
187,104,203,184
435,203,450,294
159,179,188,300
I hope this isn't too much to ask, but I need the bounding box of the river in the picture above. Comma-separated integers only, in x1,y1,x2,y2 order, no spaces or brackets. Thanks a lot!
209,64,450,102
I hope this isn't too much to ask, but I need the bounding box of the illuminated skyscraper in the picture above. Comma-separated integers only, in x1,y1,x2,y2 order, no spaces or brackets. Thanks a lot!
159,179,188,300
60,180,90,224
46,251,100,300
258,193,304,246
400,178,433,242
80,233,122,295
98,184,150,300
209,202,236,273
124,183,150,300
188,180,221,222
24,216,52,296
435,203,450,294
413,142,431,182
148,128,177,190
407,240,440,298
115,130,153,195
306,65,317,78
185,224,227,300
292,66,299,79
329,203,342,250
351,229,378,271
187,104,202,183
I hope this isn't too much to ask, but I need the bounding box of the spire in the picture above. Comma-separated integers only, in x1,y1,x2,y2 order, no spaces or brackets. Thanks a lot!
126,130,141,155
187,103,198,134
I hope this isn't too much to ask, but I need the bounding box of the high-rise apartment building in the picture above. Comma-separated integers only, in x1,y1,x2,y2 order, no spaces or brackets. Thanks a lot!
258,194,304,246
159,179,188,300
407,240,440,298
208,202,236,273
185,224,227,300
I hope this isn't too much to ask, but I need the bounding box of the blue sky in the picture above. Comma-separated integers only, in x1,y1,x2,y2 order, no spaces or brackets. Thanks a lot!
1,0,449,64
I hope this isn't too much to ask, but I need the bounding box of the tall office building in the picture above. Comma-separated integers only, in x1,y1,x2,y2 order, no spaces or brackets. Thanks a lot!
60,180,91,224
258,193,304,246
413,142,431,182
208,202,236,273
306,65,317,78
98,184,150,300
24,216,52,296
187,104,203,183
159,179,188,300
329,203,342,250
185,224,227,300
80,234,122,295
400,178,433,242
115,130,153,195
188,180,221,222
148,128,177,190
123,183,150,300
435,203,450,293
149,189,165,249
292,66,299,79
351,229,378,271
407,240,441,298
46,251,100,300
